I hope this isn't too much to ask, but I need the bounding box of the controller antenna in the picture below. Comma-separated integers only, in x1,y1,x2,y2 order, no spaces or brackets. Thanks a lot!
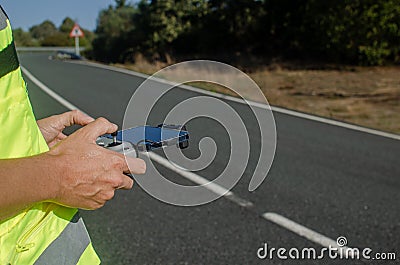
111,131,118,145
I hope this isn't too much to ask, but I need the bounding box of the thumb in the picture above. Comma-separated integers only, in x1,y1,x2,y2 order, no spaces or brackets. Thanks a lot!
78,117,118,142
66,110,95,127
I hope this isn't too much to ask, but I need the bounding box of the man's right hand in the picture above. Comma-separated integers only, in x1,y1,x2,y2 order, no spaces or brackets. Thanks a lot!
47,117,146,210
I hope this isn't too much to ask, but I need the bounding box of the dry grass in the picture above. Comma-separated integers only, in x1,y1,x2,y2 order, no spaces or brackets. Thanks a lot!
251,67,400,134
112,58,400,134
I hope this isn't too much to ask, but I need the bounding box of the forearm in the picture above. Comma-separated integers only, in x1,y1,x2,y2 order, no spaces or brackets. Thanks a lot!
0,153,60,221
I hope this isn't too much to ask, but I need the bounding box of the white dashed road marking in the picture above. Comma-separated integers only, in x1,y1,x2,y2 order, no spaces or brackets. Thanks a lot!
263,212,356,258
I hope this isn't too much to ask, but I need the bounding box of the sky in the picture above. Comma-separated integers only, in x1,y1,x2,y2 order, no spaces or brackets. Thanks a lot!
1,0,129,31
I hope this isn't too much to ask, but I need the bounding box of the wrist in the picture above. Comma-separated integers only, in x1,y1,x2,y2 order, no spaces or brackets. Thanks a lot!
40,151,65,203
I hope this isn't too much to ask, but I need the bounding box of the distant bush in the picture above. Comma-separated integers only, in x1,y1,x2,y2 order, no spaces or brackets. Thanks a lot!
308,0,400,65
13,28,39,47
92,5,137,62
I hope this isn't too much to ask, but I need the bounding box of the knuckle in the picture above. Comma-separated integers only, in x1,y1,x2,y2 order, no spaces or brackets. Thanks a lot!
111,176,124,188
105,190,115,200
68,110,79,122
97,117,109,125
71,109,79,116
97,199,107,208
90,201,103,210
111,156,125,170
127,178,134,189
95,203,104,210
97,189,115,202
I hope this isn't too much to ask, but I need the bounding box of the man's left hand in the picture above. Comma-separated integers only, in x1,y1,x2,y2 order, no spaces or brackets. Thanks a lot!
37,110,94,147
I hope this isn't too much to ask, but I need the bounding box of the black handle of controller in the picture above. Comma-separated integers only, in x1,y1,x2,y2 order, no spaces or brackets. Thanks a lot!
109,132,135,179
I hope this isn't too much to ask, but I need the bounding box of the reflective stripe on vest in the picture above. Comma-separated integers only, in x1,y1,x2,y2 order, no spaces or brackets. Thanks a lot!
0,6,7,30
0,41,19,78
0,7,18,80
34,213,90,265
0,6,100,265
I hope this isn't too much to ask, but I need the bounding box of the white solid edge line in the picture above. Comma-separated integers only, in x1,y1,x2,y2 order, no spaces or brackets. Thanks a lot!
21,66,88,116
263,212,355,258
148,152,233,197
22,65,236,200
68,60,400,141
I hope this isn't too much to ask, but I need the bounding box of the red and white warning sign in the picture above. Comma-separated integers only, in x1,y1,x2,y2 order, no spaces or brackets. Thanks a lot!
69,24,84,38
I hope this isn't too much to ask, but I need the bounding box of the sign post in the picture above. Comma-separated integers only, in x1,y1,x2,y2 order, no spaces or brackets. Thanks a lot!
69,24,84,56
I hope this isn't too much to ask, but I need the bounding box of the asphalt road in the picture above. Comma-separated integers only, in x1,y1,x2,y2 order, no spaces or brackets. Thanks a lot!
19,53,400,265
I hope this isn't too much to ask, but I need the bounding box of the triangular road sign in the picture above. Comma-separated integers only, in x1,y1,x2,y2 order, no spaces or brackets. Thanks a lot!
69,24,84,38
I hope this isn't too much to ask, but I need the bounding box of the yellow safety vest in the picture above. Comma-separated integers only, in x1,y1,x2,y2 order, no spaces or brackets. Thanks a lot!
0,6,100,264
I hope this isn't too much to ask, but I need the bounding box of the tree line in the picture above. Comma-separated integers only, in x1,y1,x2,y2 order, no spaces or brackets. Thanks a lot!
15,0,400,66
92,0,400,66
13,17,94,48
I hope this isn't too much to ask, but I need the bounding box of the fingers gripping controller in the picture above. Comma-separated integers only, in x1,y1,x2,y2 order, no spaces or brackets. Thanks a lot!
97,134,138,157
96,132,137,179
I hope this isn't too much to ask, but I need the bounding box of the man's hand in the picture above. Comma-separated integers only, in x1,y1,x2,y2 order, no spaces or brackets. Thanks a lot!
47,117,146,210
37,110,94,147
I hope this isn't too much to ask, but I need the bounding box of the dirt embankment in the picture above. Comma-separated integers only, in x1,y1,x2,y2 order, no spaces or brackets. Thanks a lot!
251,67,400,134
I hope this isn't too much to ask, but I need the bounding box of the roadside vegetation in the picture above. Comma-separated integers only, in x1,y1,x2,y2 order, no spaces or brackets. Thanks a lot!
92,0,400,66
